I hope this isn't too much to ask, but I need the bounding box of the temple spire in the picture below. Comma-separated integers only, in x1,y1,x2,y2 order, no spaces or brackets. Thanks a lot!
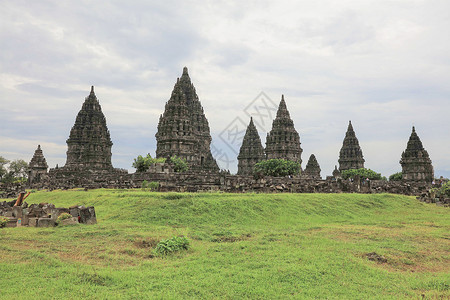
338,121,365,171
265,95,302,165
237,117,265,175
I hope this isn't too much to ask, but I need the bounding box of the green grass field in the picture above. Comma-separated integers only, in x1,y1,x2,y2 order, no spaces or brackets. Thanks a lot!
1,190,449,299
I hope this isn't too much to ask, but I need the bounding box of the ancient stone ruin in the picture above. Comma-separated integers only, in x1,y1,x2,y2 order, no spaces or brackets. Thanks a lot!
237,117,265,175
1,67,439,197
155,67,219,172
304,154,321,179
28,145,48,185
265,95,303,166
65,86,114,171
400,127,434,182
0,192,96,228
338,121,365,171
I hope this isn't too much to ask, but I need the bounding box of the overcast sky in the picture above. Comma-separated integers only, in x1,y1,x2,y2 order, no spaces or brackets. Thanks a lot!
1,0,449,178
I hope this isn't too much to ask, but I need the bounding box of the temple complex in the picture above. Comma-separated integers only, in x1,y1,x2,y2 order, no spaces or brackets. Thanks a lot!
338,121,365,171
155,67,219,172
237,117,265,175
304,154,321,179
400,127,434,182
265,95,303,166
28,145,48,184
63,86,114,171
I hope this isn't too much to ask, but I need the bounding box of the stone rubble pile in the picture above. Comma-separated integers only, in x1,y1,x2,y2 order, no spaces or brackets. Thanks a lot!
0,198,96,228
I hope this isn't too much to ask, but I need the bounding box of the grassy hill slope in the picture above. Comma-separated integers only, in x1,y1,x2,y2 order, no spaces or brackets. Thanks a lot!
1,190,448,299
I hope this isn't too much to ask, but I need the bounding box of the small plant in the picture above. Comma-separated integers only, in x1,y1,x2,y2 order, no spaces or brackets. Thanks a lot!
169,156,189,173
154,236,190,256
56,212,73,225
148,181,160,191
0,216,8,228
389,172,403,181
141,180,159,191
341,168,383,180
253,159,301,177
141,180,149,190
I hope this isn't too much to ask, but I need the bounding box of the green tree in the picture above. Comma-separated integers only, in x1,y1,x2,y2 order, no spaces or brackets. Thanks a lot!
132,154,166,172
9,159,28,178
341,168,383,180
169,156,188,173
0,156,9,181
389,172,403,181
253,159,301,177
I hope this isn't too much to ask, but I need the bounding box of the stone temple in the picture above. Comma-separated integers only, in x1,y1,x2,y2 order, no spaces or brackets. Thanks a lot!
64,86,114,171
155,67,219,172
28,145,48,184
400,127,434,182
237,117,265,175
304,154,321,179
265,95,303,166
338,121,365,171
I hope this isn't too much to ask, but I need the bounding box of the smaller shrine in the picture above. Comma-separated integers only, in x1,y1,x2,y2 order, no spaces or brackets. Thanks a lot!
237,117,265,175
304,154,321,179
28,145,48,185
400,127,434,182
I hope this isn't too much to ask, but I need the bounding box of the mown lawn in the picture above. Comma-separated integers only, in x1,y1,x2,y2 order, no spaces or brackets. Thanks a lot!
0,190,449,299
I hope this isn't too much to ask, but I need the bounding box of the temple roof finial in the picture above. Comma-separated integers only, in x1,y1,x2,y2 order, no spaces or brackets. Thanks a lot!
412,126,416,133
183,67,188,75
91,86,94,94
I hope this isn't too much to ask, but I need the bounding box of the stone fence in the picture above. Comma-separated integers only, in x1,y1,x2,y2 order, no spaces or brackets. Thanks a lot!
0,169,432,198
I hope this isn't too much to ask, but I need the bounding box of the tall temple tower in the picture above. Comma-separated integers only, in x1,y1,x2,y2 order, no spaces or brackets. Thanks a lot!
155,67,219,172
64,86,114,170
338,121,365,171
28,145,48,184
237,117,265,175
265,95,302,165
400,126,434,182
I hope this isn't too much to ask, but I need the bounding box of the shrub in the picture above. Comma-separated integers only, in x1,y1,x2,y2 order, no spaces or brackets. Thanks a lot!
141,180,149,190
148,181,160,191
132,154,166,172
253,159,301,177
0,216,8,228
154,236,190,256
56,213,73,225
389,172,403,181
141,181,159,191
433,182,450,198
341,168,383,180
169,156,188,173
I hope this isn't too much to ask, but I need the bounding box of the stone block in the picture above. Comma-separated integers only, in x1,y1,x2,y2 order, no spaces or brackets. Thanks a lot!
79,207,97,224
6,218,17,227
12,206,23,218
59,217,79,226
69,207,80,218
37,218,55,227
50,208,70,220
28,217,38,227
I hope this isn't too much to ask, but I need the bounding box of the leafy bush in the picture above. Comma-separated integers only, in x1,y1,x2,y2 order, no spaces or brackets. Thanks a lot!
389,172,403,181
341,168,383,180
56,213,73,224
253,159,301,177
169,156,189,173
154,236,190,256
132,154,166,172
142,180,159,191
0,216,8,228
432,182,450,198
